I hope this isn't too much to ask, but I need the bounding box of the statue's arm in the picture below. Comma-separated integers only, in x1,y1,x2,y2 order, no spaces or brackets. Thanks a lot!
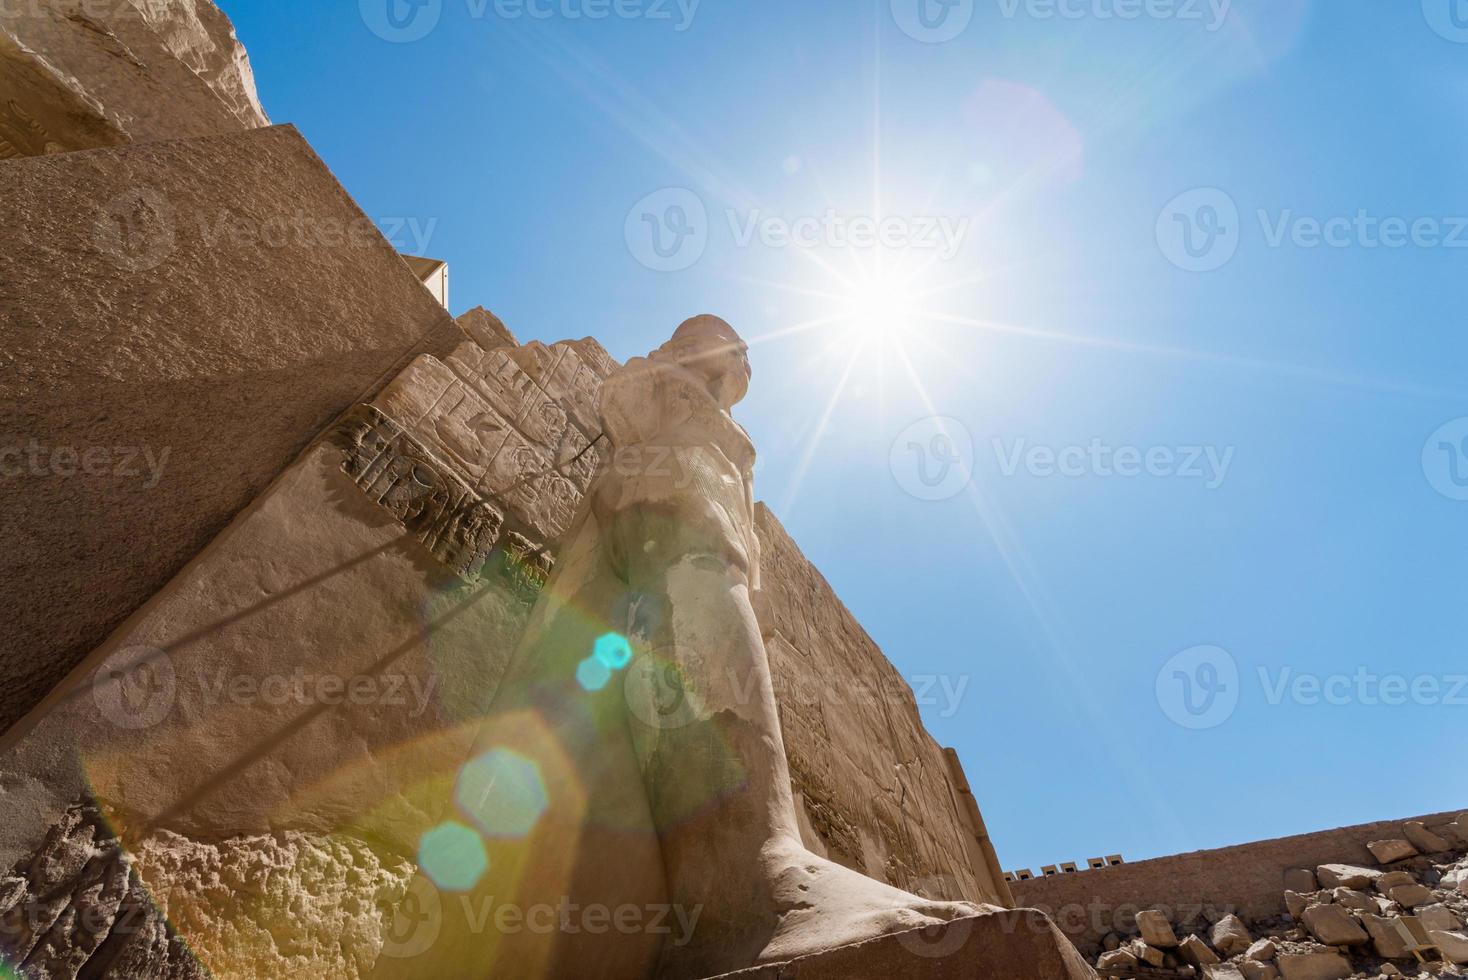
597,359,693,449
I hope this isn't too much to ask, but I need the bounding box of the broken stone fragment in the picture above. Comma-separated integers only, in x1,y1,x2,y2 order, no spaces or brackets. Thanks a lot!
1125,938,1166,967
1275,951,1352,980
1137,909,1180,948
1202,965,1246,980
1332,888,1375,912
1387,883,1435,908
1239,962,1280,980
1245,938,1278,961
1431,929,1468,964
1177,934,1221,968
1285,891,1312,920
1317,864,1381,889
1284,869,1319,893
1098,948,1138,971
1419,904,1464,933
1374,871,1417,894
1211,914,1253,957
1301,904,1369,946
1404,821,1453,854
1360,913,1420,959
1367,839,1420,865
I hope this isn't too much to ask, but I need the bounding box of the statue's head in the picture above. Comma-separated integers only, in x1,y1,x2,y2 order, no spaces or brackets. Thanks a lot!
651,314,751,410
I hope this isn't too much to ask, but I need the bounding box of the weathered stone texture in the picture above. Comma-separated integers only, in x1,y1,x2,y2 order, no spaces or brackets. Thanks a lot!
756,505,1010,908
1011,809,1466,955
711,908,1096,979
0,0,266,157
0,801,411,978
0,124,464,734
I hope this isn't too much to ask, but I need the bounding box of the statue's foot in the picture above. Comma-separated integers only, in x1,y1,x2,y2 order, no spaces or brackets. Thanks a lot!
756,837,996,965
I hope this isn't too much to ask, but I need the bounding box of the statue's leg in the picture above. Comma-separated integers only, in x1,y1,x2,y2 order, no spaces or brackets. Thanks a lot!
373,514,666,980
617,511,987,980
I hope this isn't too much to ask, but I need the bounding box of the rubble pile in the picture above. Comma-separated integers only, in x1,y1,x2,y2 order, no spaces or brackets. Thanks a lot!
1095,814,1468,980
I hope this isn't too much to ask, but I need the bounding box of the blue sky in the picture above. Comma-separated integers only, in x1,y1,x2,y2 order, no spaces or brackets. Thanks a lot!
222,0,1468,874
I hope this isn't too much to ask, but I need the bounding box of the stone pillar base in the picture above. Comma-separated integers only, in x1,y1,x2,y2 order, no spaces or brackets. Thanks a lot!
702,909,1098,979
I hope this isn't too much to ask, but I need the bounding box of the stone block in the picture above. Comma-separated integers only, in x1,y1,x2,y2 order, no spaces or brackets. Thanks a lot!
1275,952,1352,980
1245,938,1278,961
1301,904,1369,946
1419,904,1463,933
1361,914,1418,960
456,306,519,350
1178,934,1221,968
1124,939,1165,966
1432,929,1468,965
1239,962,1280,980
1285,891,1312,920
1284,869,1319,893
0,0,265,155
1317,864,1380,889
1332,888,1375,911
706,909,1098,979
1374,871,1417,894
1387,884,1434,909
1097,948,1136,971
1211,914,1253,957
0,124,463,732
1137,909,1179,948
1203,966,1246,980
1367,839,1420,865
1404,821,1452,854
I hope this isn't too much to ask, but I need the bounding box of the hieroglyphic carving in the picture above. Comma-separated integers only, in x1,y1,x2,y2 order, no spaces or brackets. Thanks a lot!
329,404,506,579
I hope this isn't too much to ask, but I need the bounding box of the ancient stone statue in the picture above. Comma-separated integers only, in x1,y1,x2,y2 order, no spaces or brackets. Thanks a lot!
383,315,985,979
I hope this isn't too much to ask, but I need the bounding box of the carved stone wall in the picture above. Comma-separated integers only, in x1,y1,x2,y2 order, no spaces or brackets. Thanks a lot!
0,124,465,734
0,0,266,159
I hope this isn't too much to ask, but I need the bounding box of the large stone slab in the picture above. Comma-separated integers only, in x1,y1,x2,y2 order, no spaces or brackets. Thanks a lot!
706,908,1096,979
0,0,265,156
0,124,463,733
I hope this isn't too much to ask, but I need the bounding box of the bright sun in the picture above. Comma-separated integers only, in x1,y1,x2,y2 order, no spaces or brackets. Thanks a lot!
844,276,918,342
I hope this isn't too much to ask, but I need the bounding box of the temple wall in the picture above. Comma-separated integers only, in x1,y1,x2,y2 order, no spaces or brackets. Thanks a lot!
0,0,267,159
1009,808,1467,955
0,124,464,733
